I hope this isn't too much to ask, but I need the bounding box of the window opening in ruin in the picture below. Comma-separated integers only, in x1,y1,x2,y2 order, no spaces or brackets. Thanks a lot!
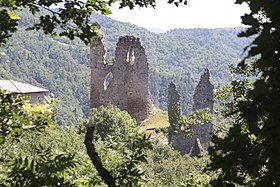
126,48,135,65
103,72,113,91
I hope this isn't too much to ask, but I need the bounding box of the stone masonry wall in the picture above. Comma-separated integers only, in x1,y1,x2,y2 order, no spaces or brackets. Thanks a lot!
169,69,214,155
168,81,193,154
191,69,214,153
90,35,154,123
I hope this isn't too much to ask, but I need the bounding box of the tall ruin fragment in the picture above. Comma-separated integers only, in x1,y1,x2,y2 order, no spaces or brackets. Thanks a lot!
168,81,192,154
191,69,214,154
167,81,181,144
169,69,214,155
90,35,154,123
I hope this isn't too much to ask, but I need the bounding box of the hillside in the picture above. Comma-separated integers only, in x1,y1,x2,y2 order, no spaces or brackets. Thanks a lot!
0,10,252,125
139,109,169,144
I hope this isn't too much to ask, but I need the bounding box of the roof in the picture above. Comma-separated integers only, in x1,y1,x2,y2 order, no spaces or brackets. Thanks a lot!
0,80,48,93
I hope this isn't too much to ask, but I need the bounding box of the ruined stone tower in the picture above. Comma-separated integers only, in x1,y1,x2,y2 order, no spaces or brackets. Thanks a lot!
191,69,214,153
90,35,154,123
167,81,181,144
168,81,192,154
169,69,214,155
193,69,214,113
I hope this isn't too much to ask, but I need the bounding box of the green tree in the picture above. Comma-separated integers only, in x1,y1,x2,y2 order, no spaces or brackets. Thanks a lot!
0,90,78,186
143,143,213,187
0,89,54,144
85,105,152,187
0,93,153,186
209,0,280,186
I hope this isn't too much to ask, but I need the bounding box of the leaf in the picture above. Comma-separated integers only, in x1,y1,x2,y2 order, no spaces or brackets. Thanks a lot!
8,10,20,20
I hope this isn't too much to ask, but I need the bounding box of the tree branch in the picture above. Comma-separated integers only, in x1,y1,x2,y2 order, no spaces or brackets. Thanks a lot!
84,126,117,187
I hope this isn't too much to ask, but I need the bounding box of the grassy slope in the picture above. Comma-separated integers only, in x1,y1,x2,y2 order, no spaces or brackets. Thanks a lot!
139,109,169,143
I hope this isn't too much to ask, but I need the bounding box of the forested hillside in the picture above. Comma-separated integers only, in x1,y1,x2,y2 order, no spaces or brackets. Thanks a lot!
0,10,251,125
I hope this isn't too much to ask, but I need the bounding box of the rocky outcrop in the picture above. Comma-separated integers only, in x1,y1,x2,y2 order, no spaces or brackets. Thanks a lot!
90,35,154,123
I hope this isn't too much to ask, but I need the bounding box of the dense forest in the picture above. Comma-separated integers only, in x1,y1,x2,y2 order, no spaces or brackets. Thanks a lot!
0,9,251,125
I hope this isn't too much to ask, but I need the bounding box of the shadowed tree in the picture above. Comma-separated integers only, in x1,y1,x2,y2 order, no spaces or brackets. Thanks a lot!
209,0,280,186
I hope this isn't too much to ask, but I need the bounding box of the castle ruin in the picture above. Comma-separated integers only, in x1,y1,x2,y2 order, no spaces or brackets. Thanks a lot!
90,35,154,123
167,81,182,145
90,33,214,155
169,69,214,155
191,69,214,153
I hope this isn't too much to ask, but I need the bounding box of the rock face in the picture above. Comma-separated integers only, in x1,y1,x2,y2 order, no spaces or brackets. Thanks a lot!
90,35,154,123
169,69,214,155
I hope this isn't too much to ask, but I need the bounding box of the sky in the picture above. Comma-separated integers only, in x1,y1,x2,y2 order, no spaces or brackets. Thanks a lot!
109,0,250,32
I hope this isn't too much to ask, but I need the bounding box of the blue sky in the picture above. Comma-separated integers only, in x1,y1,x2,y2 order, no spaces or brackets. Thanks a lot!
109,0,250,31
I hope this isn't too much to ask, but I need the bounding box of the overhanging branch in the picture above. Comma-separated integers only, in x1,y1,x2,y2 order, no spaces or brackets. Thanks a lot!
84,126,117,187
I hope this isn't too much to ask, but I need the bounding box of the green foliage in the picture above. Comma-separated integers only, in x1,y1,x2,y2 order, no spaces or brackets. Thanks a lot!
168,103,182,129
143,143,213,186
184,172,211,187
167,102,183,141
209,71,265,186
87,105,152,186
0,89,54,144
0,9,18,45
168,101,214,143
0,1,121,45
7,150,76,187
209,0,280,185
0,124,104,186
0,22,89,125
4,2,274,185
89,105,136,141
0,90,81,186
186,108,214,126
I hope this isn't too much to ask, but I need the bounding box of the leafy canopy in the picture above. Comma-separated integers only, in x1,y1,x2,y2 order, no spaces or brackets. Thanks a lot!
85,105,152,187
209,0,280,186
0,89,78,186
0,89,55,144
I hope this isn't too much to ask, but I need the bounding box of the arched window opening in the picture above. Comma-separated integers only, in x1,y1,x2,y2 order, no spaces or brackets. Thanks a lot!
103,72,113,91
126,48,135,65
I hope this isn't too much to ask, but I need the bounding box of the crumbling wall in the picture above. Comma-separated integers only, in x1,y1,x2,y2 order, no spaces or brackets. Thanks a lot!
90,35,154,123
168,81,192,154
168,69,214,155
193,69,214,112
191,69,214,153
167,81,181,144
90,35,110,108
